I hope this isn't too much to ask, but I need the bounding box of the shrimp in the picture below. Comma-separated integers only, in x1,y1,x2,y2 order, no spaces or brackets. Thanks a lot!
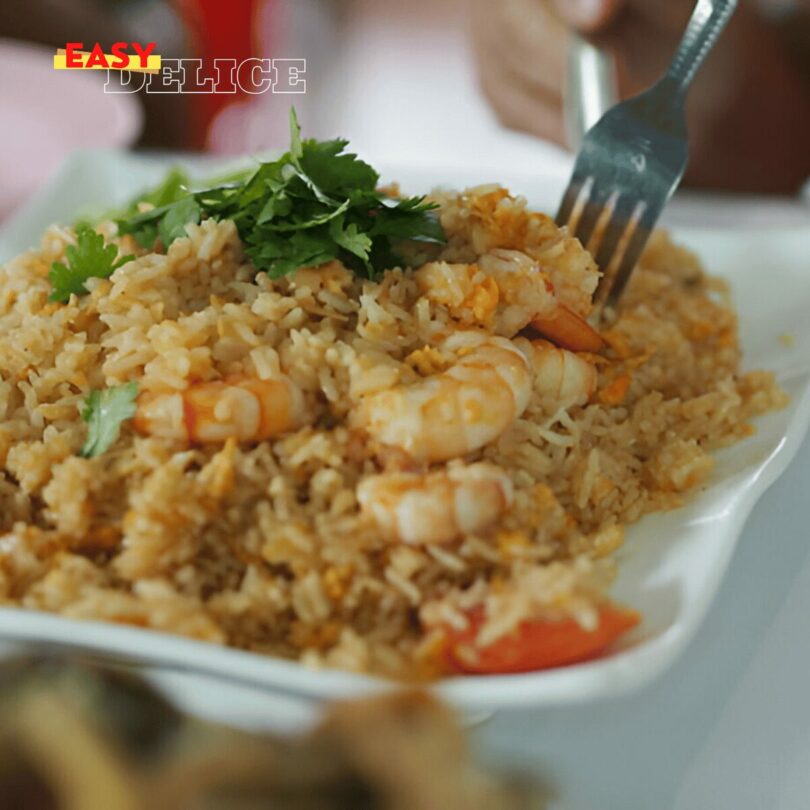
529,305,604,354
357,463,513,545
355,334,532,462
415,250,604,353
479,250,605,351
133,375,307,444
516,338,597,406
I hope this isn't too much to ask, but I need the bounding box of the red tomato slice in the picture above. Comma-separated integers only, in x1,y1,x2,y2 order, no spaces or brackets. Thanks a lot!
444,603,640,675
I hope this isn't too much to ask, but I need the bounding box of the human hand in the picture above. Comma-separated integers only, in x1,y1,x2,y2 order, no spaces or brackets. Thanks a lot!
470,0,810,194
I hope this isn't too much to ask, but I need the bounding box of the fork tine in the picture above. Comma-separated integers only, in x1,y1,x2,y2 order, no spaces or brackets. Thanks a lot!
592,195,645,297
602,206,658,312
555,173,589,228
569,185,616,251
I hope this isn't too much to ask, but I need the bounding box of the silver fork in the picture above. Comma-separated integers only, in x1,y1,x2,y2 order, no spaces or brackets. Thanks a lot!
557,0,738,316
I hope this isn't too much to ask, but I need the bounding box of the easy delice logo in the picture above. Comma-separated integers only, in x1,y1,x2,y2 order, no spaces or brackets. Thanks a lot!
54,42,306,95
54,42,161,72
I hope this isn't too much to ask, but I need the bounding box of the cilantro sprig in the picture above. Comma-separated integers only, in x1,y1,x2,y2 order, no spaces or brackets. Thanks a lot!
49,224,134,303
116,109,445,279
79,382,139,458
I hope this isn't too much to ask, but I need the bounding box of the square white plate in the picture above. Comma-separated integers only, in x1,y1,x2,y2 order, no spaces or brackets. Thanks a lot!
1,151,809,716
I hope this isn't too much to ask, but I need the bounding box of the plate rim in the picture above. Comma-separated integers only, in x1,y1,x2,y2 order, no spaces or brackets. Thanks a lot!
1,151,809,711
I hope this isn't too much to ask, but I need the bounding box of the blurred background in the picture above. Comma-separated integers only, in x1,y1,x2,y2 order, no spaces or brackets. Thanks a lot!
0,0,567,221
2,0,810,220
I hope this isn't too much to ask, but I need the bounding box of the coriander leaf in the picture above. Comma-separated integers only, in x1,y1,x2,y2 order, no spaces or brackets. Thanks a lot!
256,186,293,225
244,228,339,278
194,182,243,214
370,198,445,242
299,138,378,195
329,216,372,261
286,163,341,206
158,196,201,246
112,107,446,280
79,382,139,458
116,195,200,249
367,240,403,277
133,221,159,249
261,197,350,231
76,168,192,226
116,205,169,248
289,106,303,162
136,167,191,210
237,163,289,210
114,163,252,225
49,225,134,303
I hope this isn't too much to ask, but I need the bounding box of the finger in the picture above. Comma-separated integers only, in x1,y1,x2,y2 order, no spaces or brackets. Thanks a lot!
497,0,569,96
477,52,567,146
550,0,626,33
552,0,694,38
470,0,568,100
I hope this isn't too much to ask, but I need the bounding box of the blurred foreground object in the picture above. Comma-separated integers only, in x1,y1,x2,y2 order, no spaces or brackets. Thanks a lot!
0,657,546,809
470,0,810,194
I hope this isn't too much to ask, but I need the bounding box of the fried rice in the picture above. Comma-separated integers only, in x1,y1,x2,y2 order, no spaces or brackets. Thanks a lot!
0,185,787,679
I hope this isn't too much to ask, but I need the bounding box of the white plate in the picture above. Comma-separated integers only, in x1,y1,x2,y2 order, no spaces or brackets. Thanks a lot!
1,151,809,715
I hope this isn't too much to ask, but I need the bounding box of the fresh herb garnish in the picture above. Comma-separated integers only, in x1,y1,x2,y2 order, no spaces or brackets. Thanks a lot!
49,224,134,303
79,382,139,458
116,109,445,279
80,166,224,229
134,167,192,210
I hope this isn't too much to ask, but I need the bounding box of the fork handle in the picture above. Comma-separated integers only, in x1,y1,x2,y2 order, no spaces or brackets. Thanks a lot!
565,34,619,150
666,0,738,95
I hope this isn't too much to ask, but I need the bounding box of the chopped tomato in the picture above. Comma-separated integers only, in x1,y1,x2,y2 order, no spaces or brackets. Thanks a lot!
444,603,640,675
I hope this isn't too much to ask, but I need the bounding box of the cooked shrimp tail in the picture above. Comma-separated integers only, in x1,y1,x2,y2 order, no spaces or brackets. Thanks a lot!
416,252,604,352
530,303,604,353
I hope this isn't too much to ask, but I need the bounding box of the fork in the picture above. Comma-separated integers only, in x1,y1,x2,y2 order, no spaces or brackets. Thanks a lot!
556,0,738,316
